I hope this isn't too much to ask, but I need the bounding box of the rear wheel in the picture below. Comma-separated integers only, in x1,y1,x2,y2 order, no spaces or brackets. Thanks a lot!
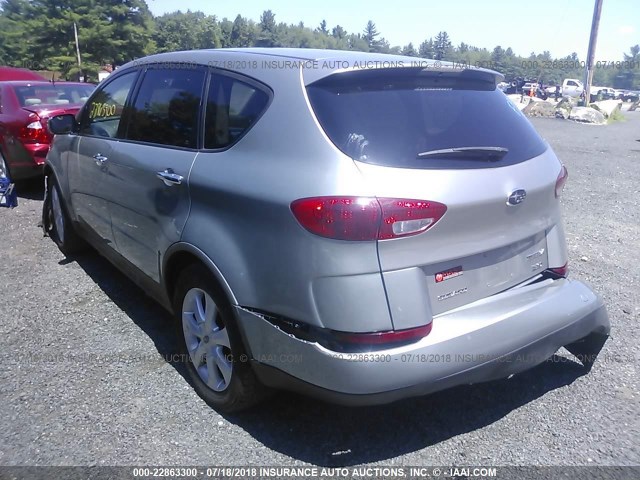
44,175,86,255
173,264,269,412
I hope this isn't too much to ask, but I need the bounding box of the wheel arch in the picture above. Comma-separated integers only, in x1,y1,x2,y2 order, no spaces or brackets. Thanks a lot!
163,242,238,312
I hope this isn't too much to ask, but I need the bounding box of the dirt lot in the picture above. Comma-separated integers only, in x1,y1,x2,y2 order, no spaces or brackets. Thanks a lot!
1,113,639,467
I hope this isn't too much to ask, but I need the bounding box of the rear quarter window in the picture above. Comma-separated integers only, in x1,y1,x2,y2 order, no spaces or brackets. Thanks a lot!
307,69,547,169
204,74,271,149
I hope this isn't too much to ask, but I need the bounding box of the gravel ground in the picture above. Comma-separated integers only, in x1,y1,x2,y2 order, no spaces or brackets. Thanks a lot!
0,112,638,468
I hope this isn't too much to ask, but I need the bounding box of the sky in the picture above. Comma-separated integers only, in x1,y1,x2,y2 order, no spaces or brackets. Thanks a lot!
146,0,639,61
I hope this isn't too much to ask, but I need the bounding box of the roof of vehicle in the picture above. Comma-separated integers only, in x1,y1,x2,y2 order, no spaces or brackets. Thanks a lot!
120,48,504,85
0,66,47,81
0,80,93,87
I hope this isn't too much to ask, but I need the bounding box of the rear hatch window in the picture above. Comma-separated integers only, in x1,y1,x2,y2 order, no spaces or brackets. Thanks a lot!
15,84,94,107
307,68,547,169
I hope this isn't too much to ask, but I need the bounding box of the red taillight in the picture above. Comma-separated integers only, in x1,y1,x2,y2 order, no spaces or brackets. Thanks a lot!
332,323,433,347
19,117,51,144
290,196,447,241
377,198,447,240
555,164,568,198
548,262,569,277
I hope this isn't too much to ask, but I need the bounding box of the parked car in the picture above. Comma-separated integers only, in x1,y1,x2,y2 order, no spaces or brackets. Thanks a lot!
44,48,610,412
613,89,626,100
521,82,548,99
621,90,640,102
0,81,94,180
590,86,616,101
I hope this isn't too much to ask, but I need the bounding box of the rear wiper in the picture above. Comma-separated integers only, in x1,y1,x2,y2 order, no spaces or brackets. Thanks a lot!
417,146,509,160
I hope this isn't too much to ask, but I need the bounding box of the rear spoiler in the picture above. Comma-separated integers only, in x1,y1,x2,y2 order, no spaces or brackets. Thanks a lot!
303,59,503,86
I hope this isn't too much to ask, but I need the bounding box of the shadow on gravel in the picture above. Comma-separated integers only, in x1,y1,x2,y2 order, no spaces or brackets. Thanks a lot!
67,248,589,467
68,251,186,377
227,358,587,466
15,178,44,200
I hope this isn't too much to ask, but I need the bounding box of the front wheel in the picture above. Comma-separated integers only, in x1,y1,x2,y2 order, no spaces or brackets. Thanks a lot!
173,265,269,412
43,175,86,255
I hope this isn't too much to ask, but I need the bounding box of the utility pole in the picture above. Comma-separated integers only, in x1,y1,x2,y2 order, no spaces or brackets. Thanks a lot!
583,0,604,105
74,22,83,82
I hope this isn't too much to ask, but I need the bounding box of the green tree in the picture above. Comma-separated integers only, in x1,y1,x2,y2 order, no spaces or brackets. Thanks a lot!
230,14,251,47
618,44,640,88
434,31,452,60
218,17,234,47
418,38,434,58
332,25,346,39
256,9,277,47
491,45,505,71
318,19,328,35
0,0,155,79
401,42,417,56
362,20,381,52
154,11,221,52
348,33,369,52
0,0,31,66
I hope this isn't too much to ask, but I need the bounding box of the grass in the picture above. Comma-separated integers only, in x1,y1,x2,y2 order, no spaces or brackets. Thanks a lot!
607,107,626,124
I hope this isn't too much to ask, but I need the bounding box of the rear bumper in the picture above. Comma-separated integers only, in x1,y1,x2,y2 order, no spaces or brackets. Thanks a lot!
7,144,48,180
237,278,610,406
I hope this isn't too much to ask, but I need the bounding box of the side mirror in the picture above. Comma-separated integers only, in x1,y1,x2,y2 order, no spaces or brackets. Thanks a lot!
48,114,77,135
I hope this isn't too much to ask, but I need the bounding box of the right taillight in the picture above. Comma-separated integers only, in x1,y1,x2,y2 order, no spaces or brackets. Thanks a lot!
330,323,433,349
555,164,568,198
290,196,447,241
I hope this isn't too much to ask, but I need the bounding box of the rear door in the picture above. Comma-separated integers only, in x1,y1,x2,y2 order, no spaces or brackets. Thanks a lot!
307,68,564,324
104,66,206,282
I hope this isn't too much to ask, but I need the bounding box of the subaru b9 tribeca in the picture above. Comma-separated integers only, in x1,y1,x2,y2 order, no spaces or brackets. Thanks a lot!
44,48,610,412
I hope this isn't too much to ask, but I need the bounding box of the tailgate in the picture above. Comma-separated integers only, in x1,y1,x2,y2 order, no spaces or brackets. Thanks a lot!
357,147,563,320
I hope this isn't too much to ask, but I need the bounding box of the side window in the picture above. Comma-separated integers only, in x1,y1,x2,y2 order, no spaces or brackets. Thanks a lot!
80,71,137,138
204,74,270,149
126,68,206,149
567,81,578,87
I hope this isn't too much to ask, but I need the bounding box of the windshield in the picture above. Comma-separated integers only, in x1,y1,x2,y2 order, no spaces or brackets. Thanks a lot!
15,84,95,107
307,69,547,169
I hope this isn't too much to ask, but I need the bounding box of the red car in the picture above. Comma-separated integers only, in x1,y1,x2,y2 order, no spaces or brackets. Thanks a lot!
0,81,94,180
0,66,48,82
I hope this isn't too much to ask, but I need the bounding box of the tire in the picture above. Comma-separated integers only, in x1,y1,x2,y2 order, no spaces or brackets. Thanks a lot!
0,149,11,180
173,264,269,412
43,175,86,255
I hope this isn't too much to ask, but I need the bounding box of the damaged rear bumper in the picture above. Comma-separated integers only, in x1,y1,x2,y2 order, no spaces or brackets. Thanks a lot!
236,278,610,406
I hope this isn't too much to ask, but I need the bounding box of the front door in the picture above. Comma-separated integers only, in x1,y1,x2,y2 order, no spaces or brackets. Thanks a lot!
68,70,139,248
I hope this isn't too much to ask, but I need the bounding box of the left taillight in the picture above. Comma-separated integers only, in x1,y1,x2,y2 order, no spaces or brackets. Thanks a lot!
555,164,568,198
290,196,447,241
548,262,569,278
19,116,51,144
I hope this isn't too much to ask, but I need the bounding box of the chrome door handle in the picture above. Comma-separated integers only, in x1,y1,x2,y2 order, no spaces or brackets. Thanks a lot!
156,169,183,186
93,153,108,166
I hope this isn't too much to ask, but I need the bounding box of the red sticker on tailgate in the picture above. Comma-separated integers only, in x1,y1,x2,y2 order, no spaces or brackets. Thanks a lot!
435,266,463,283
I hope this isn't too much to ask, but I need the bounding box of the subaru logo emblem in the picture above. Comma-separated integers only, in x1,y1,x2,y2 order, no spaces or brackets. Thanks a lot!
507,189,527,206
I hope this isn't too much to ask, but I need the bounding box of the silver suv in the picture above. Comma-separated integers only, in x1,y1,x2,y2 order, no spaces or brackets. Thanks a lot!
44,48,610,412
